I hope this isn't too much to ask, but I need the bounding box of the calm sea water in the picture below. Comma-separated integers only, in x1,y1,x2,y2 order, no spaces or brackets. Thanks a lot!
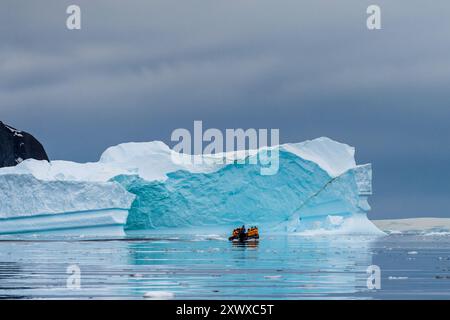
1,233,450,299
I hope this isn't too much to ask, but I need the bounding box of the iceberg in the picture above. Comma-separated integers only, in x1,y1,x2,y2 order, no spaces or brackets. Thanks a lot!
0,174,135,236
0,137,382,236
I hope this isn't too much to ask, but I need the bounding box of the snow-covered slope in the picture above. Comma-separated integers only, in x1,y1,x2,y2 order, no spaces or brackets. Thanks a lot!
0,137,381,235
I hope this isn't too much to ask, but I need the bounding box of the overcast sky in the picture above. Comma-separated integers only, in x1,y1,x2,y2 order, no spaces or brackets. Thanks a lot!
1,0,450,219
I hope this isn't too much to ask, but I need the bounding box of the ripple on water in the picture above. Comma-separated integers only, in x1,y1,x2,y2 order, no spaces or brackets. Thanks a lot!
0,234,450,299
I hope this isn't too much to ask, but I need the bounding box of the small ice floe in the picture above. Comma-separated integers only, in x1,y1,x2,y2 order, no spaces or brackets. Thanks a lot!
407,251,418,255
206,235,227,241
264,275,282,280
388,276,408,280
194,234,225,241
423,231,450,237
143,291,175,300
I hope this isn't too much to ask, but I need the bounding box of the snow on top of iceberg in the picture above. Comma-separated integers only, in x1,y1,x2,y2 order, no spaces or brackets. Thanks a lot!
99,140,222,180
0,137,361,182
100,140,171,163
282,137,356,177
97,136,357,179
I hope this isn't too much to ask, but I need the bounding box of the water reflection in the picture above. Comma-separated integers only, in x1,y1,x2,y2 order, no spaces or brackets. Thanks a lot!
4,235,439,299
231,240,259,249
126,235,375,299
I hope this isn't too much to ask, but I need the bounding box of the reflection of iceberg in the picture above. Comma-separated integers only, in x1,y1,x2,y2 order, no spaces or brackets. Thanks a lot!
0,137,381,236
0,235,376,299
126,235,375,299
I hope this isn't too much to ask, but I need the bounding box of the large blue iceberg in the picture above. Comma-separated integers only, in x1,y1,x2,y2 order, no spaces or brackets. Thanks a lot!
0,137,381,236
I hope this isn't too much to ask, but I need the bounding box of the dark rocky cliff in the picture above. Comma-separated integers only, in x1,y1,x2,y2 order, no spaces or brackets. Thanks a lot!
0,121,49,168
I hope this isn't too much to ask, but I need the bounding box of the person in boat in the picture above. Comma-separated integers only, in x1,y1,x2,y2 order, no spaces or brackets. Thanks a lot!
238,225,246,241
229,225,259,241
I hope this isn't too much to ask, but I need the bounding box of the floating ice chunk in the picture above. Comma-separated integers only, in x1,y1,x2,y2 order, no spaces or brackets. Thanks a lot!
264,275,282,280
143,291,175,300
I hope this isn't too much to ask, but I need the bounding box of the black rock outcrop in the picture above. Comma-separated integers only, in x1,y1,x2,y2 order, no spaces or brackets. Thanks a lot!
0,121,49,168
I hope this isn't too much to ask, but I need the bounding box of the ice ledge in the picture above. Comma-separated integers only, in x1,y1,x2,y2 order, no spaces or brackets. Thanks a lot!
0,174,135,219
0,209,129,236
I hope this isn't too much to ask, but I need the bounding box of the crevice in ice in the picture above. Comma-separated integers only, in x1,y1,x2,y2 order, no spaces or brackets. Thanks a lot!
292,176,339,215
